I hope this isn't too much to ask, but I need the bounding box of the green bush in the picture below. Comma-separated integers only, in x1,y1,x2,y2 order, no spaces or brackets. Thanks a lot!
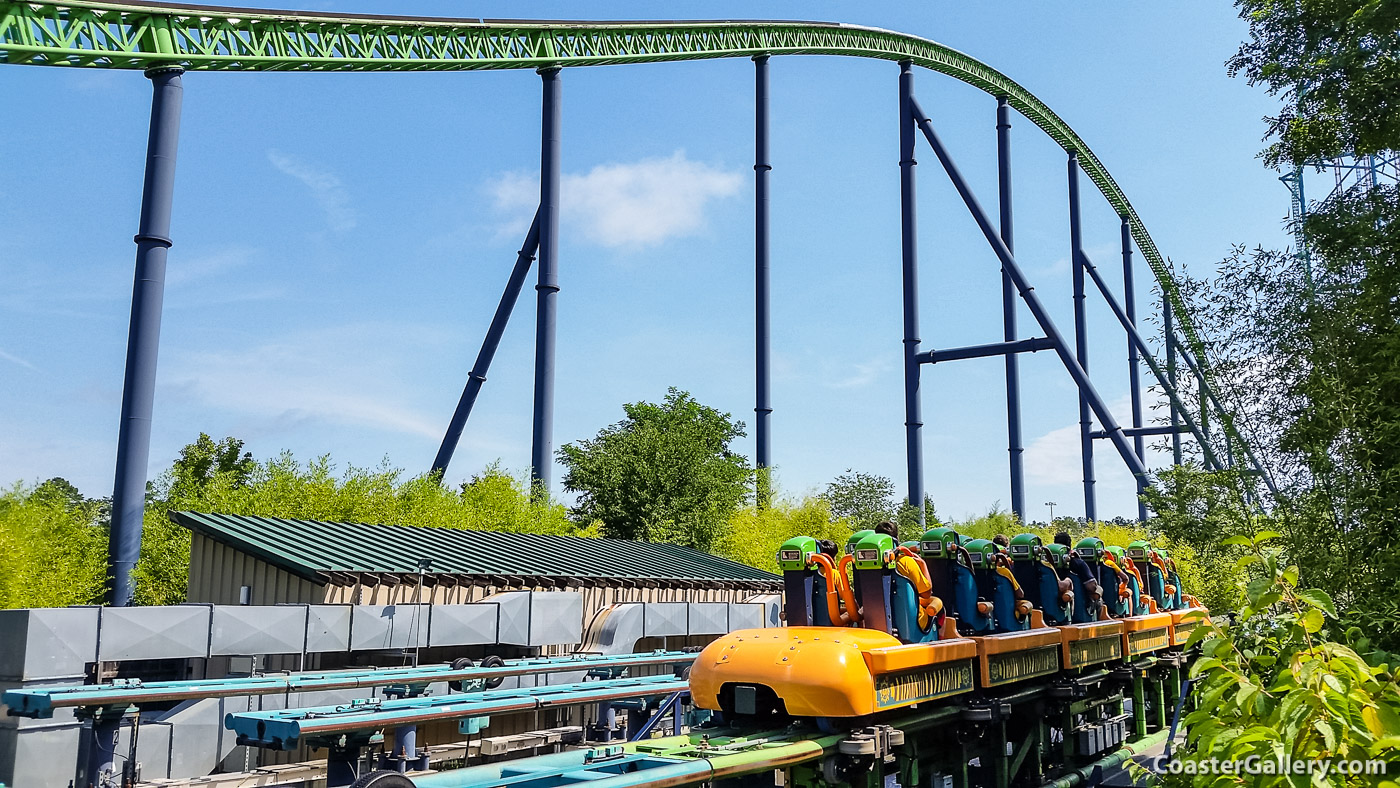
0,481,108,608
129,442,582,606
1158,531,1400,786
718,495,848,570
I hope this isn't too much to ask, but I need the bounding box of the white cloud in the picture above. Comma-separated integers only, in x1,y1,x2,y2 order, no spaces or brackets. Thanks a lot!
1025,390,1172,485
827,358,891,389
165,247,252,288
489,151,742,249
0,348,35,370
164,325,441,439
267,150,356,232
1025,419,1087,485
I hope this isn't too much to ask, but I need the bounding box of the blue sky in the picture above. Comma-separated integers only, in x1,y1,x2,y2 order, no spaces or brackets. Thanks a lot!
1,2,1291,522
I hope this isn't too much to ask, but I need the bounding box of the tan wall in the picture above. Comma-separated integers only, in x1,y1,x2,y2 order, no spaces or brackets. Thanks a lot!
187,533,322,606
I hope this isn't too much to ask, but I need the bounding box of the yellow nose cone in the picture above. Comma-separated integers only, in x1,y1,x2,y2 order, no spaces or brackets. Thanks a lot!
688,627,899,718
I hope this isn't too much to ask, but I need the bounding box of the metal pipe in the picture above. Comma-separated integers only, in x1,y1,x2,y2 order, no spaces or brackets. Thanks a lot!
5,651,700,717
907,99,1149,482
1092,425,1185,439
530,67,561,491
1164,295,1182,465
754,54,772,500
432,213,542,477
1121,216,1147,522
1078,252,1221,471
919,337,1055,364
899,62,925,525
1068,153,1096,522
997,95,1025,523
108,66,184,607
86,714,124,788
1038,728,1172,788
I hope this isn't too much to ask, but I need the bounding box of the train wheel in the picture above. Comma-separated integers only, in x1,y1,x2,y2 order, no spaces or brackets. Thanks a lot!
448,657,474,692
481,655,506,689
350,770,416,788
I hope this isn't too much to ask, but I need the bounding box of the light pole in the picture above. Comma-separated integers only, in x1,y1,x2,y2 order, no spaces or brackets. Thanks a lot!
1045,501,1057,524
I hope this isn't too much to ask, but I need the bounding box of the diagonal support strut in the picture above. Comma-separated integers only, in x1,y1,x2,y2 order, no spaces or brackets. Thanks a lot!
907,96,1150,483
1076,250,1224,473
432,211,542,477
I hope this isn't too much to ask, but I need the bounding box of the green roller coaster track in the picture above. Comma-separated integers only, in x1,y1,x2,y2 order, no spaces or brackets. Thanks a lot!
0,0,1269,488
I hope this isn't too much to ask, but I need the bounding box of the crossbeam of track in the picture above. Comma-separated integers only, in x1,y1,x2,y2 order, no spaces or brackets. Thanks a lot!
0,1,1211,369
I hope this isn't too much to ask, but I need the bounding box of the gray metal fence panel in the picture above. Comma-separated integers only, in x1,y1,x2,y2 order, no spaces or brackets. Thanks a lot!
209,605,308,656
99,606,211,662
349,605,430,651
427,604,499,647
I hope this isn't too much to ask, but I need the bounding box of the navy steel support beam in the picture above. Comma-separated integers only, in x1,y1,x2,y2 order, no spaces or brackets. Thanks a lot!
918,337,1055,365
1174,346,1279,495
1078,252,1221,471
86,714,124,788
1068,153,1096,522
754,54,773,501
996,95,1025,523
1164,295,1182,465
899,62,925,526
906,99,1150,486
108,66,184,607
530,67,561,491
1121,216,1147,522
1092,425,1186,439
432,212,542,477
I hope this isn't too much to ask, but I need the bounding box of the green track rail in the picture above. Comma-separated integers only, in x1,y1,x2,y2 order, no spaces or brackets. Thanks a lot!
0,0,1261,481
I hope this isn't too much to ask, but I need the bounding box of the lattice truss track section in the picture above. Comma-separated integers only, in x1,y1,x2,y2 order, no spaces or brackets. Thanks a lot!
0,0,1260,478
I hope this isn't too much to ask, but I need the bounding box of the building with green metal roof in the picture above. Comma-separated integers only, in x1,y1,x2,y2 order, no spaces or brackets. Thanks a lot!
172,511,780,609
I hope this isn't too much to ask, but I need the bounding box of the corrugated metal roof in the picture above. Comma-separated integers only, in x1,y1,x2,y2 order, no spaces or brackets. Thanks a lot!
169,511,779,586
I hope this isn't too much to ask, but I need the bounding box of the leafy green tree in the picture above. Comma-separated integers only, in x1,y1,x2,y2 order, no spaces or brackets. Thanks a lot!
1229,0,1400,167
719,494,848,570
559,388,751,552
820,469,896,532
1149,531,1400,785
895,494,941,542
1152,0,1400,648
168,433,254,500
0,482,107,608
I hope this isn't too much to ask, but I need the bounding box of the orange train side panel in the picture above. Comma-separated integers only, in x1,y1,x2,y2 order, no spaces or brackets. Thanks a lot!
1059,620,1124,668
862,638,978,674
974,627,1063,686
1169,606,1210,645
1120,612,1174,656
1121,612,1174,631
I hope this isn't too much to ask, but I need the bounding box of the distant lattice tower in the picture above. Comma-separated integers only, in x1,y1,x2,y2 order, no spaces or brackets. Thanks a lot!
1281,152,1400,280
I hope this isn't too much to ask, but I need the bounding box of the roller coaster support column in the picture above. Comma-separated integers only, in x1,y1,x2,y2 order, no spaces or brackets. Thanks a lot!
83,706,130,788
899,62,925,525
432,212,541,477
108,65,183,607
1068,153,1096,522
1079,255,1221,471
531,67,561,491
1121,217,1148,522
1164,296,1182,465
907,101,1149,485
754,54,772,503
997,96,1025,523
